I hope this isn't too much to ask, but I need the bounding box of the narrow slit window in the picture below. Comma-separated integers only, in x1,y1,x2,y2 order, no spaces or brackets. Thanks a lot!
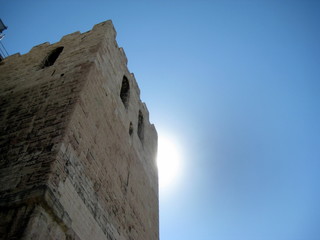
138,110,144,141
120,76,130,108
129,122,133,136
41,46,64,68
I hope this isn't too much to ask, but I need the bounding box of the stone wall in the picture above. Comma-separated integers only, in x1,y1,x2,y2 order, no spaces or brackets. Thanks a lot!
0,20,158,240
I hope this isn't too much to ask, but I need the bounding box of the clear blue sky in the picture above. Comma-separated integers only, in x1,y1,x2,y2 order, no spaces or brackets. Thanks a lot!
1,1,320,240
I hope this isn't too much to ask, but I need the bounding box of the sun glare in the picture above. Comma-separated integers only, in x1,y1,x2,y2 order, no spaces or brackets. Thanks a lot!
157,133,182,190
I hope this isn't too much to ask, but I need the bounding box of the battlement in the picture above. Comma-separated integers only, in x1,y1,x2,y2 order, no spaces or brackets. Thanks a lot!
0,20,158,240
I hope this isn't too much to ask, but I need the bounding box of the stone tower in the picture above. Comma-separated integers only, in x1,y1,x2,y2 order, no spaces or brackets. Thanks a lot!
0,20,158,240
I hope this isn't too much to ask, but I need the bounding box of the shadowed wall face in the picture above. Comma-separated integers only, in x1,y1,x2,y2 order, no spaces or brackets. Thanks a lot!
0,20,158,240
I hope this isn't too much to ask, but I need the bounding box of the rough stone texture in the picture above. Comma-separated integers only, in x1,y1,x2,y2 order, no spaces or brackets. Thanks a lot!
0,20,158,240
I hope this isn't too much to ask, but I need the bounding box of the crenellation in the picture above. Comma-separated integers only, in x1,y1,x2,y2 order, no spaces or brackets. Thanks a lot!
30,42,51,53
118,47,128,65
60,31,81,42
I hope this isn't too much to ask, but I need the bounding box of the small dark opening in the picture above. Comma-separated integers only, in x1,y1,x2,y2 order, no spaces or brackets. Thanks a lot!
41,46,64,68
138,111,144,141
129,122,133,136
120,76,130,108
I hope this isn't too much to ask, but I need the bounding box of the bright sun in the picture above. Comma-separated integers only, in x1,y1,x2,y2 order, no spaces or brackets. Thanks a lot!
157,133,182,190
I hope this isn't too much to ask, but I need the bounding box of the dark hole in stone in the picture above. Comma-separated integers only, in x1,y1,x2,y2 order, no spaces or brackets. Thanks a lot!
45,143,54,152
41,46,64,68
120,76,130,108
129,122,133,135
138,111,144,141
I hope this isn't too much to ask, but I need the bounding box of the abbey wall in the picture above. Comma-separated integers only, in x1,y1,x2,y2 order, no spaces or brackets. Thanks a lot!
0,21,158,240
